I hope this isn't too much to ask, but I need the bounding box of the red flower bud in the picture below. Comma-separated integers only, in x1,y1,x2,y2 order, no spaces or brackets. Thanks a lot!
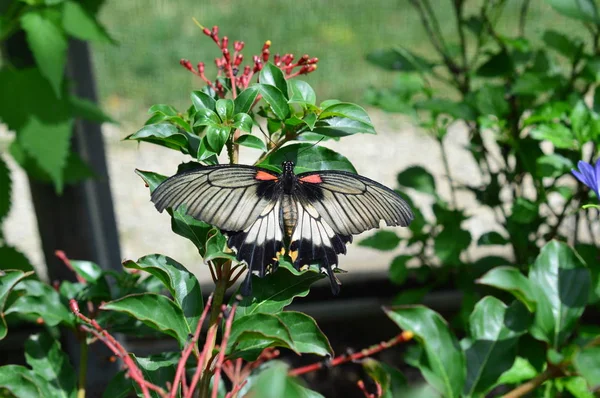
221,36,229,50
234,41,244,52
253,55,260,63
234,53,243,66
308,57,319,64
262,40,271,52
262,49,270,62
253,60,263,73
202,27,211,37
298,54,309,65
197,62,205,74
180,59,194,71
212,26,219,36
69,299,80,314
274,53,281,65
243,65,251,76
223,48,231,63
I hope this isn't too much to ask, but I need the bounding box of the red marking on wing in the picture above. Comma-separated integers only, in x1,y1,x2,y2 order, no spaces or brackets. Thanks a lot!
255,170,278,181
299,174,322,184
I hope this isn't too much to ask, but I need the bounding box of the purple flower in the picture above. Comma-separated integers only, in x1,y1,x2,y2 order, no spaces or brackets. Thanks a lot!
572,159,600,198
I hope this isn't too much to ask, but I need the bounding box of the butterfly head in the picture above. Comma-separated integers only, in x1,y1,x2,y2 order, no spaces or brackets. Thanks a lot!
282,161,295,175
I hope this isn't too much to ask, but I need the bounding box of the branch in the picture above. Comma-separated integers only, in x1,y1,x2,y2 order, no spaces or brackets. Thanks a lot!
289,331,414,376
211,302,238,398
502,365,563,398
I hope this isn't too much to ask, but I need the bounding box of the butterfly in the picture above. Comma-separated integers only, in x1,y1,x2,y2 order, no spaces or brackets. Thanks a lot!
151,161,414,295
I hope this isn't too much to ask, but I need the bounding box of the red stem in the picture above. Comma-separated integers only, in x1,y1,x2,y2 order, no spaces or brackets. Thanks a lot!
186,313,223,397
210,303,238,398
55,250,86,284
169,294,214,398
289,331,414,377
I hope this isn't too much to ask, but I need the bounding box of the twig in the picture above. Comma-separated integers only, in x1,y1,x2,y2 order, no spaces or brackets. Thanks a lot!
518,0,531,37
170,294,214,398
211,302,238,398
289,331,414,376
357,379,382,398
187,313,223,397
502,365,563,398
55,250,86,285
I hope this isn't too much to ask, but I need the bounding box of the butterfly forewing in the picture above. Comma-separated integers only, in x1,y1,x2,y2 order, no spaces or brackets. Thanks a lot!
296,170,413,236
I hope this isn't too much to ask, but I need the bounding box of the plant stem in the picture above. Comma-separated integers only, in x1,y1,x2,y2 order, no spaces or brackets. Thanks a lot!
77,338,88,398
502,365,563,398
437,136,458,209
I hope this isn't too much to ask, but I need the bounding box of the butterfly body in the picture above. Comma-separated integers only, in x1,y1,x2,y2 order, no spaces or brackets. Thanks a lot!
151,161,413,295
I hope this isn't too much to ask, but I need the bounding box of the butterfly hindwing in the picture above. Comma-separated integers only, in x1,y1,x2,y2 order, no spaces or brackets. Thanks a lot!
151,165,280,232
296,170,414,235
289,197,352,294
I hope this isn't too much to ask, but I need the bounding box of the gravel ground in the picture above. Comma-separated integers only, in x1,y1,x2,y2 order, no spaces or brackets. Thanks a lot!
5,109,511,284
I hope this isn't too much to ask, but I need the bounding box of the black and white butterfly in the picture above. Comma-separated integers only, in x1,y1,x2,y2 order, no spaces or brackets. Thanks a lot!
151,161,413,295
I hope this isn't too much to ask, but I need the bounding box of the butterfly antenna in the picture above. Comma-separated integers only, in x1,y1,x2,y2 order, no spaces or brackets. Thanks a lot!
297,137,325,157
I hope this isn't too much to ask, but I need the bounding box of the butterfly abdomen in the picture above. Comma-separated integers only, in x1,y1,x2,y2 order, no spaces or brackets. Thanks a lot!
281,194,298,238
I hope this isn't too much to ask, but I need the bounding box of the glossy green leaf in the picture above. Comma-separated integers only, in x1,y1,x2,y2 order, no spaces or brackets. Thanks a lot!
25,332,76,398
288,80,316,105
0,270,34,339
206,126,230,154
474,85,509,117
0,365,44,397
311,116,375,137
0,246,35,273
5,280,74,328
234,86,259,114
277,311,333,356
21,11,67,96
228,313,296,359
216,99,234,121
530,124,577,149
434,226,471,266
545,0,600,23
359,230,401,251
234,264,324,320
191,90,216,112
62,0,113,43
318,102,375,135
397,166,436,195
259,62,289,98
247,361,324,398
135,169,166,193
236,135,267,152
133,353,179,398
203,229,236,263
463,298,531,396
258,143,356,174
170,206,213,257
69,95,114,123
123,254,203,334
363,360,408,398
529,241,590,348
385,306,465,397
233,112,253,132
477,266,536,312
194,108,221,127
366,48,434,71
537,154,574,178
101,293,190,347
257,84,290,120
496,357,538,385
126,123,196,155
510,198,539,224
477,231,509,246
574,346,600,389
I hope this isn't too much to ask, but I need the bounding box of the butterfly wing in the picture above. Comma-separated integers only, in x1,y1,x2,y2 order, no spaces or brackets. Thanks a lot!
295,170,414,235
151,165,281,232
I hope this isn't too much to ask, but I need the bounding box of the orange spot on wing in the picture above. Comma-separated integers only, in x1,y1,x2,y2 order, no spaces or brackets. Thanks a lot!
300,174,322,184
255,170,278,181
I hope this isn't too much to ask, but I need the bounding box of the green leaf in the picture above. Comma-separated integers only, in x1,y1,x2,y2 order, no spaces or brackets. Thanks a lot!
5,280,74,328
477,266,537,312
21,10,67,97
259,62,289,98
25,332,76,398
529,241,591,348
133,353,179,398
530,124,577,149
0,270,34,339
477,231,509,246
235,264,324,320
358,230,401,251
385,306,465,398
545,0,600,23
134,169,166,193
123,254,203,334
216,99,234,122
311,116,375,137
0,155,10,224
101,293,190,347
257,84,290,120
247,361,324,398
232,112,253,132
574,346,600,389
318,103,375,135
193,108,221,127
537,154,574,178
170,206,213,257
434,226,471,266
474,85,509,117
236,134,267,151
0,365,44,397
366,48,434,71
103,371,132,398
69,95,114,123
463,298,531,396
258,143,356,174
234,86,259,114
562,376,595,398
543,30,581,60
288,80,316,105
203,229,236,263
18,117,72,193
397,166,436,195
126,122,197,155
476,50,513,77
0,246,35,273
277,311,333,357
363,360,408,398
228,313,296,359
205,126,230,154
389,255,410,285
191,90,216,112
62,0,113,43
510,198,539,224
496,356,538,385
